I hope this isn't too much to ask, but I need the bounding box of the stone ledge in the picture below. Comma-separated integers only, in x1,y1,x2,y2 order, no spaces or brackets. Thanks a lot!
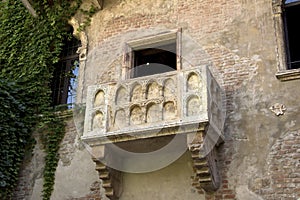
276,69,300,81
82,120,208,146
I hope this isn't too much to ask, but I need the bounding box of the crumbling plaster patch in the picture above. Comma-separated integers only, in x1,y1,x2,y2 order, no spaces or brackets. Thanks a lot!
51,148,100,200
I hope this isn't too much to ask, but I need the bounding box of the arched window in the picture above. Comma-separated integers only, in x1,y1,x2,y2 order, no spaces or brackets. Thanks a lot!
50,27,81,108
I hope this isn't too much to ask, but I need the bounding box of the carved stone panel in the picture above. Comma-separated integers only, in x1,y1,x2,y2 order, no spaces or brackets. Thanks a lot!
130,106,144,125
114,109,126,129
163,101,176,120
147,81,160,99
187,95,201,117
131,84,143,102
93,111,104,130
211,102,221,128
163,78,176,98
83,66,224,146
187,72,201,91
94,90,105,107
207,70,225,134
116,86,127,105
146,103,161,123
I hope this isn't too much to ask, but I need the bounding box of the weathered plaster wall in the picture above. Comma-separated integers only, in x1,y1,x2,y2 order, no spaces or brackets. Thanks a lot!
75,0,300,199
121,152,204,200
78,0,272,104
50,119,104,200
13,131,46,200
14,0,300,199
13,118,104,200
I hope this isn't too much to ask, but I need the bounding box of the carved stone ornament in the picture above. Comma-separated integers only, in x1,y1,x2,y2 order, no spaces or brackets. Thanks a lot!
269,103,286,116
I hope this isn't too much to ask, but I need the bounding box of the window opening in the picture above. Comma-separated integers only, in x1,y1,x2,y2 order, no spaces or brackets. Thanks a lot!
132,42,177,78
67,60,79,108
283,0,300,69
285,0,299,4
50,28,81,108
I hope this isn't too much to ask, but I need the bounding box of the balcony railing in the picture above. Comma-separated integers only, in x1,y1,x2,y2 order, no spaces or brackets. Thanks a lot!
82,66,224,145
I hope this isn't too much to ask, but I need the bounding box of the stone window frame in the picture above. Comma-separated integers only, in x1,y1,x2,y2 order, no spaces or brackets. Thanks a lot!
273,0,300,81
122,29,182,80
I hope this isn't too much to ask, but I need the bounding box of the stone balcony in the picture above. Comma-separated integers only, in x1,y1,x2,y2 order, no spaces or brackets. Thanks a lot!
82,66,224,144
82,65,225,199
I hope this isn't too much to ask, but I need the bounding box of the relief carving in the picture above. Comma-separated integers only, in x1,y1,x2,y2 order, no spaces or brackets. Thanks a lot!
187,96,201,117
163,78,176,98
146,103,161,123
130,106,144,125
210,79,218,96
94,90,105,107
131,84,143,102
147,82,160,99
163,101,176,120
93,111,104,130
116,86,127,105
114,109,126,129
83,67,224,197
187,72,200,91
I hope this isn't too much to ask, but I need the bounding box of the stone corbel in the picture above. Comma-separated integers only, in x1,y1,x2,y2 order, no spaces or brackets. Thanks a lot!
187,132,221,192
92,145,122,200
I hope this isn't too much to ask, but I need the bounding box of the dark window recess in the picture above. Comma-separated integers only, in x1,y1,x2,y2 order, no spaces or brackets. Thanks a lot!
50,33,81,108
284,0,300,69
133,43,177,78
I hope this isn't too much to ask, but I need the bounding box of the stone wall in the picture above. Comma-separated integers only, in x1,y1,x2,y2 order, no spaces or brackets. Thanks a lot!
14,0,300,199
77,0,300,199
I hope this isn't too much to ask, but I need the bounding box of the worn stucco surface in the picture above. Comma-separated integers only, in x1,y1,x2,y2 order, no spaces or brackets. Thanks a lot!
57,0,300,198
15,0,300,199
121,152,204,200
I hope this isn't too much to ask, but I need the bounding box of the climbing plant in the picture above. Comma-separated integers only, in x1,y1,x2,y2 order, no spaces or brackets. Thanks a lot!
38,110,67,200
0,80,37,199
0,0,91,199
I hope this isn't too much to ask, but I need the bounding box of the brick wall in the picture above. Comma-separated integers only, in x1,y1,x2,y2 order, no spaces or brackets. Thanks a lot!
254,130,300,200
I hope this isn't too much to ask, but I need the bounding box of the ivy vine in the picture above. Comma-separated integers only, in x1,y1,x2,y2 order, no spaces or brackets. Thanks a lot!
0,0,93,199
0,80,36,199
39,111,67,200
